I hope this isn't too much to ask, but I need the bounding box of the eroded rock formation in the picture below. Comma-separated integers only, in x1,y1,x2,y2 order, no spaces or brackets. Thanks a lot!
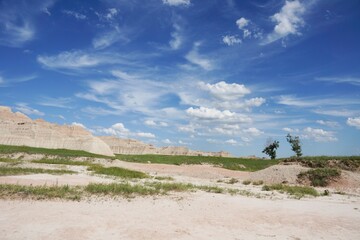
0,106,114,156
99,136,232,157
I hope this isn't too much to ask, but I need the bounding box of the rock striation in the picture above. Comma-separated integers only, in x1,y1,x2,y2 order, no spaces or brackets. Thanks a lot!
0,106,114,156
99,136,232,157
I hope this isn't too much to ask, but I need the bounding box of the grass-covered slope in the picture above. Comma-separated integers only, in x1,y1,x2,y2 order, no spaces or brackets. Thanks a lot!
115,154,279,171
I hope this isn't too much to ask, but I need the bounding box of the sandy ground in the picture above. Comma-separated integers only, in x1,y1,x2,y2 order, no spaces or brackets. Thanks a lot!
1,192,359,240
1,154,360,239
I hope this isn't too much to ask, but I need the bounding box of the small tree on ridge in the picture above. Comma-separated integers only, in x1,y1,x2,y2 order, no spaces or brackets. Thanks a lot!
262,139,279,160
286,133,302,157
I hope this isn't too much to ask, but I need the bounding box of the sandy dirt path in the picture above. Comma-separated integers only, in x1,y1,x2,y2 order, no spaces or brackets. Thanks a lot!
1,192,359,240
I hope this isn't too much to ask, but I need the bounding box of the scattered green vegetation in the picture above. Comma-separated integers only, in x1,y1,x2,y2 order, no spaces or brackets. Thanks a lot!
87,165,149,179
0,184,82,200
33,158,92,166
282,156,360,171
262,184,319,198
85,183,158,196
242,180,251,185
0,144,113,159
115,154,278,171
298,168,341,187
197,185,224,193
0,167,75,176
0,158,21,163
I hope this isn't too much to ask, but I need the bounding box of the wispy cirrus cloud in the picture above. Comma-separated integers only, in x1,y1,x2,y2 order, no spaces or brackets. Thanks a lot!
37,50,117,69
315,76,360,86
185,42,213,71
15,103,44,116
0,0,55,47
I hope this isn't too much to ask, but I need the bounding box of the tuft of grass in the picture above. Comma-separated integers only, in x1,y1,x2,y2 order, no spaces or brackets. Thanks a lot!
87,165,149,179
298,168,341,187
252,180,264,186
0,158,21,164
197,185,224,193
262,184,319,198
242,180,251,185
0,167,75,176
147,182,194,193
154,176,174,181
226,178,239,184
85,183,158,196
0,144,113,159
115,154,278,172
0,184,82,200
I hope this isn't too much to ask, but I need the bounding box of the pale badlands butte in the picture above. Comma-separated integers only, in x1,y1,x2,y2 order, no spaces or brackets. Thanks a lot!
0,106,230,157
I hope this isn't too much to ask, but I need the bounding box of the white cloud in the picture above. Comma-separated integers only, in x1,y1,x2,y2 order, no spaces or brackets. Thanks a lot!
186,107,235,120
163,139,173,144
37,50,115,69
163,0,190,7
199,81,251,100
302,127,337,142
265,0,305,44
144,120,168,127
186,107,251,124
92,27,129,50
62,10,87,20
347,117,360,129
38,97,72,108
315,77,360,86
222,35,241,46
136,132,156,138
282,127,299,133
15,103,44,116
316,120,340,128
72,122,86,129
105,8,118,20
226,139,237,145
243,127,263,137
185,42,213,70
277,95,360,108
236,17,249,29
169,23,183,50
178,124,196,133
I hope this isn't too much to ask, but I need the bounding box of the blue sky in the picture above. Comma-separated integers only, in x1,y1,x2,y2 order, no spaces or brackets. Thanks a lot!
1,0,360,157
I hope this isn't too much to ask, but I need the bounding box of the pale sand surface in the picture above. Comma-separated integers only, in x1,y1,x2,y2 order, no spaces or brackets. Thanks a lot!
1,192,359,240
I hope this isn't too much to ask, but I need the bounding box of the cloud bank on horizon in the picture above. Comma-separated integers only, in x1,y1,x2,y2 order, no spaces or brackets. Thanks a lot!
0,0,359,157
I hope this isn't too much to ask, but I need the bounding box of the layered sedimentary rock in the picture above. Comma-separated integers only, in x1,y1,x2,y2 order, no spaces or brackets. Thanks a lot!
0,106,114,156
99,136,232,157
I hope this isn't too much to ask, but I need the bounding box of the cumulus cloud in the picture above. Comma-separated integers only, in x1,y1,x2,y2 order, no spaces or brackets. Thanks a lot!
302,127,337,142
243,127,263,137
72,122,86,129
185,42,213,70
199,81,251,100
144,120,168,127
226,139,238,145
282,127,299,133
15,103,44,116
222,35,241,46
347,117,360,129
236,17,249,29
163,139,173,144
186,107,251,124
265,0,306,44
163,0,190,6
136,132,156,138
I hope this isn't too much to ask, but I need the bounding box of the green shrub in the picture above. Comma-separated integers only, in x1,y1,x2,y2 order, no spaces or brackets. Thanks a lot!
298,168,341,187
